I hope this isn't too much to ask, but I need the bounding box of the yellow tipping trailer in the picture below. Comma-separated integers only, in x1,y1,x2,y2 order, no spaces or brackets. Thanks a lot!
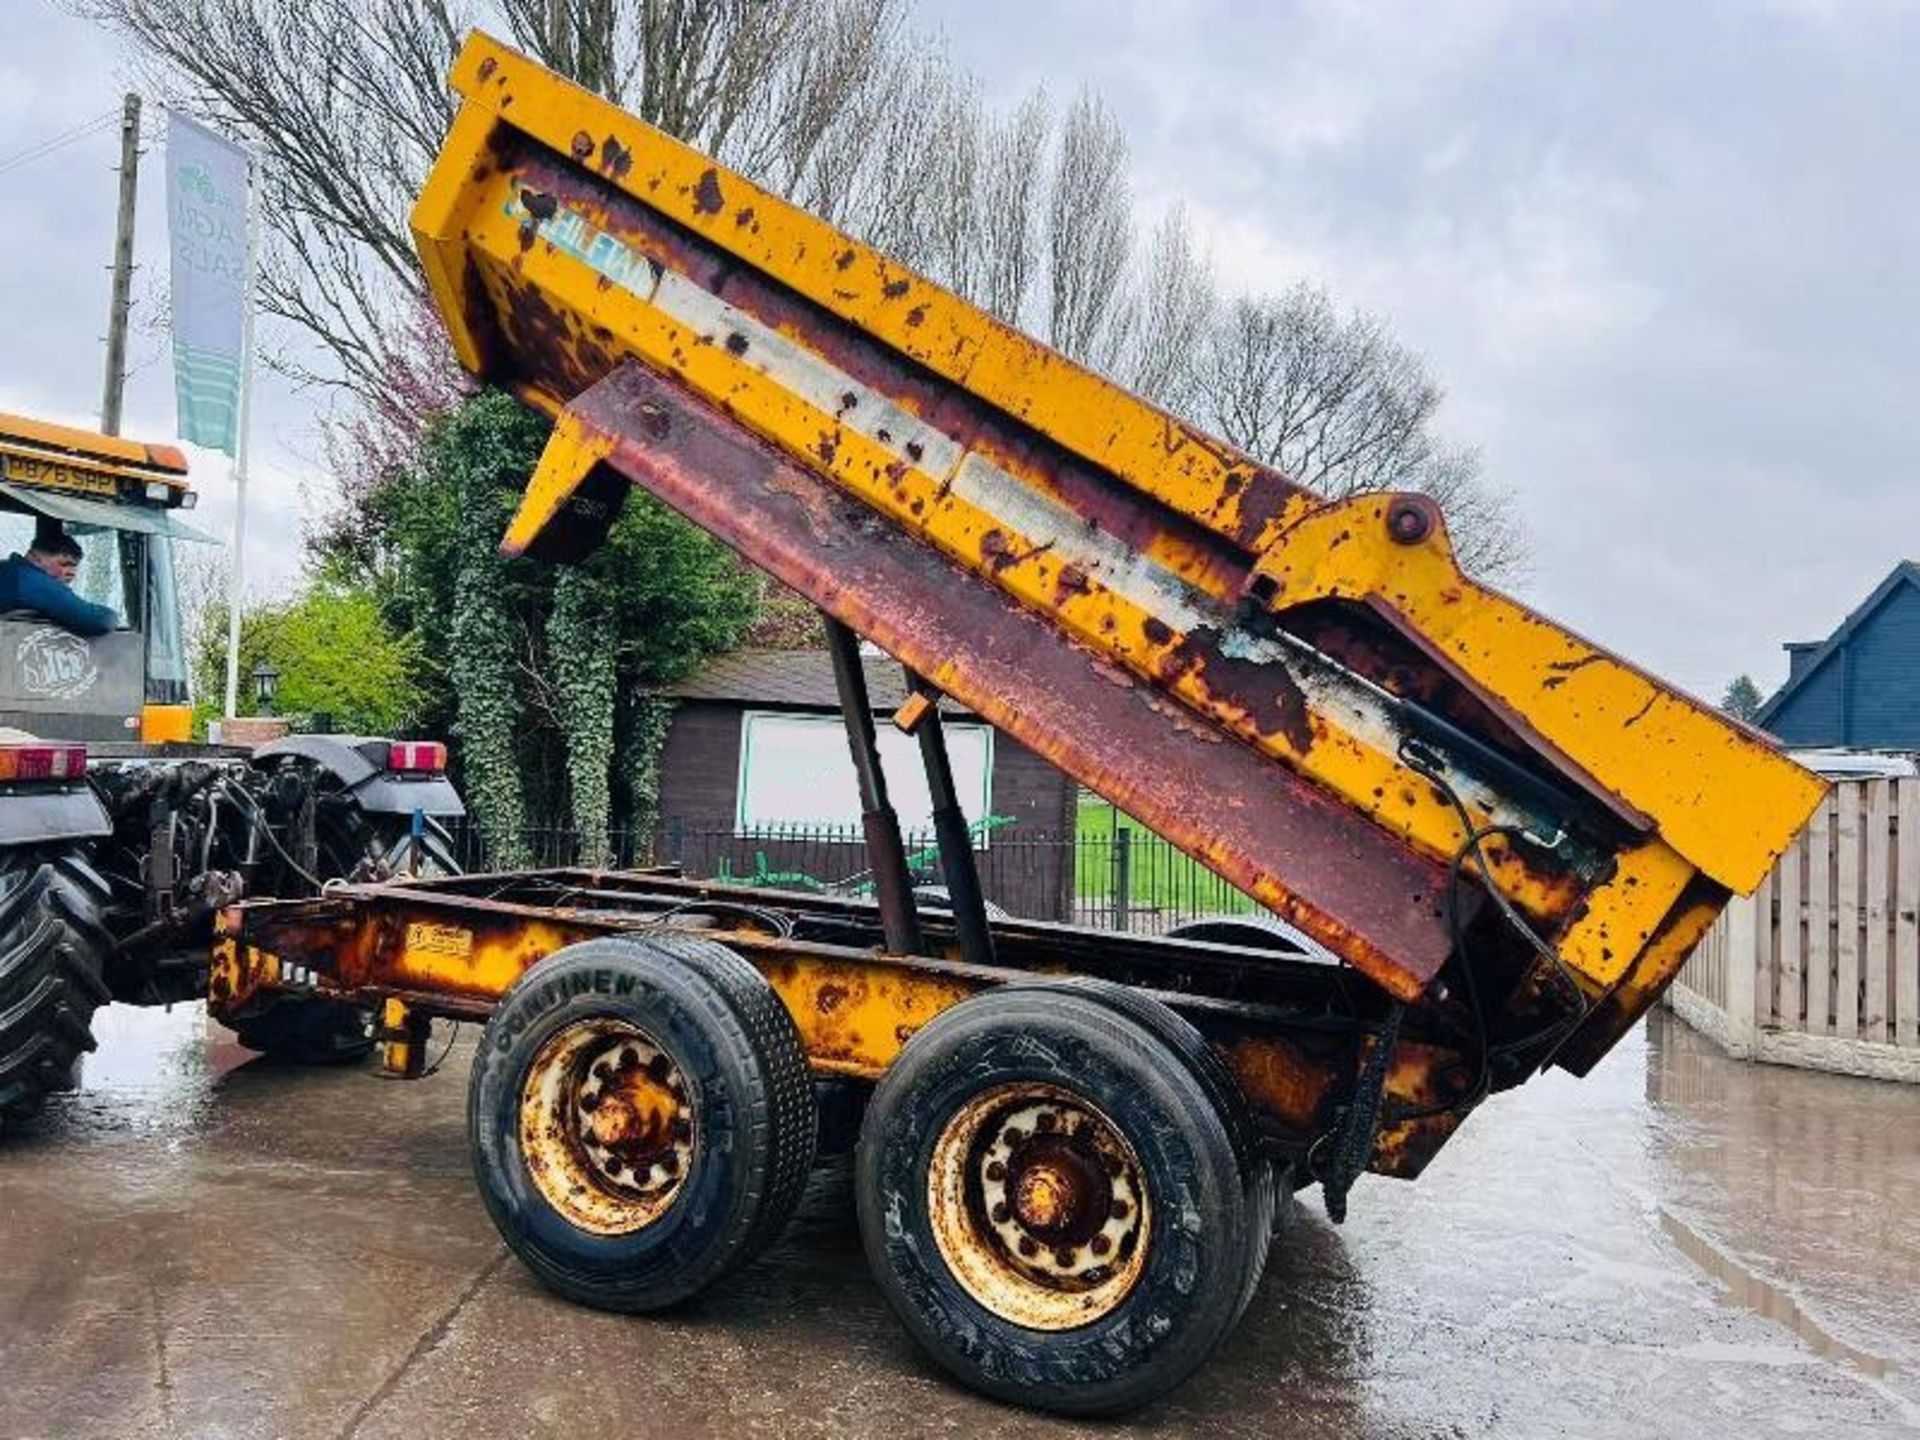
219,31,1824,1416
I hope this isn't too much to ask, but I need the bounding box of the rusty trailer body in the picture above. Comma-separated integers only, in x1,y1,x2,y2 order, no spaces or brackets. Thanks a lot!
216,31,1827,1415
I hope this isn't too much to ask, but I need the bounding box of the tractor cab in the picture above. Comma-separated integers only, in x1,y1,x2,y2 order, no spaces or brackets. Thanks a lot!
0,411,213,743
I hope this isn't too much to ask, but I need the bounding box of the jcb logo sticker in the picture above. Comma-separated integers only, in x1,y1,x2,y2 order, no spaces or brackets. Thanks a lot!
16,628,98,701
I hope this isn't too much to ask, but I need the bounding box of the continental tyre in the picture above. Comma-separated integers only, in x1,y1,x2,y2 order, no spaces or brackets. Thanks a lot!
0,847,113,1125
855,987,1261,1416
233,793,459,1064
469,934,816,1311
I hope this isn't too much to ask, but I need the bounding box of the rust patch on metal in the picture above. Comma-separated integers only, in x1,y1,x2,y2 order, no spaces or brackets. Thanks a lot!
1179,626,1316,755
562,364,1457,996
598,136,633,178
1222,1033,1336,1132
691,167,724,214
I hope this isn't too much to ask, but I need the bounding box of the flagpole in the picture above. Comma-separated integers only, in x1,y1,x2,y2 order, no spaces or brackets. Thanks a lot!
221,145,261,720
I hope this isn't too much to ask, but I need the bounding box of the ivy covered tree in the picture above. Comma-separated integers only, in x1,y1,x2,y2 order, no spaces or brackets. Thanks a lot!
320,390,759,862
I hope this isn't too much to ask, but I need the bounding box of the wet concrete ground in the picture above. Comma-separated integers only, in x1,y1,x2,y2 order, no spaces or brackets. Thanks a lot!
2,1004,1917,1439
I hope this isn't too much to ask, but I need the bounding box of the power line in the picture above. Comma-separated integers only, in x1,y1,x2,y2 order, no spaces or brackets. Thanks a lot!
0,108,120,178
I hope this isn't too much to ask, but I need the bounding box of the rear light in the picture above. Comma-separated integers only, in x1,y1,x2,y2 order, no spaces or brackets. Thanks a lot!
387,741,448,774
0,743,88,782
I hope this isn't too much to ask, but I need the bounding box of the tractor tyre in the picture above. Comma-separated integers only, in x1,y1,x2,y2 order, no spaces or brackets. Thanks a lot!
0,846,114,1126
231,792,457,1065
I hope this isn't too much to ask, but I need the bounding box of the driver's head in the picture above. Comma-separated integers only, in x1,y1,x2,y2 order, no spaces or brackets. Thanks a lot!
25,524,82,586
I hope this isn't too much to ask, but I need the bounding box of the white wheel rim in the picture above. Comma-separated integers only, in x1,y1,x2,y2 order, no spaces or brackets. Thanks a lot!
519,1018,695,1235
925,1081,1151,1331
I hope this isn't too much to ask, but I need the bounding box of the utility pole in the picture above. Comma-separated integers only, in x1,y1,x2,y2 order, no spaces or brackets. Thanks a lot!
100,91,142,437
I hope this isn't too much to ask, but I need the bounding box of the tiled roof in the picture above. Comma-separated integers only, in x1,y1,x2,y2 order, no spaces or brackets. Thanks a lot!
660,648,971,714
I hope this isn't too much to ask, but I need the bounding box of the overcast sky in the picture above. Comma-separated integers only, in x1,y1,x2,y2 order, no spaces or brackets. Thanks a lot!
4,0,1917,701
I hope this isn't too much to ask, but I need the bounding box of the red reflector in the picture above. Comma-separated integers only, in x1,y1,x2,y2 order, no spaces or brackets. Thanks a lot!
0,743,88,782
387,741,447,773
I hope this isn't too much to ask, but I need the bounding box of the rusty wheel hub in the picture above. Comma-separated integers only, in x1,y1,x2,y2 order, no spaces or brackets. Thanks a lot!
520,1020,694,1235
927,1083,1150,1331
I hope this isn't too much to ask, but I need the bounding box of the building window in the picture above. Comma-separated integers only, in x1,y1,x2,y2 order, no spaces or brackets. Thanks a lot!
735,709,994,843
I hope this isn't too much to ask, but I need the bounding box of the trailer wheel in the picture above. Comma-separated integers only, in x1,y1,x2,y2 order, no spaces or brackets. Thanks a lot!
470,934,816,1311
0,847,113,1125
855,987,1261,1416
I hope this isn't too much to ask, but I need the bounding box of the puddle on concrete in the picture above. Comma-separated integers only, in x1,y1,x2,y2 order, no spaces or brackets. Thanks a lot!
1661,1206,1900,1380
48,1002,255,1136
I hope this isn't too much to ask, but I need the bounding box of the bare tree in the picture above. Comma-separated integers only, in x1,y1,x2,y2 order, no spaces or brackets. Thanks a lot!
80,0,1523,576
76,0,924,393
1196,286,1525,578
1045,90,1134,370
1123,206,1216,407
974,91,1050,324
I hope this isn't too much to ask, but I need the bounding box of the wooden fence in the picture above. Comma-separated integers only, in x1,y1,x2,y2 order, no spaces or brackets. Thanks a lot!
1668,776,1920,1082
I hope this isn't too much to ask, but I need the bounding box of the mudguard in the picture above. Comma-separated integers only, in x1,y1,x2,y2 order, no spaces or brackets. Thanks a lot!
0,786,112,846
251,735,467,819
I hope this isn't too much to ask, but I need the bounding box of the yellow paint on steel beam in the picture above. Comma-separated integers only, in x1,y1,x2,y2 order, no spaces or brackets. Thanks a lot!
1250,494,1828,894
468,220,1573,927
419,31,1312,554
409,32,1826,1010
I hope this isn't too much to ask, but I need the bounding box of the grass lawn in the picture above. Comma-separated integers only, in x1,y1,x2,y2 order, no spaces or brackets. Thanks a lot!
1073,796,1260,917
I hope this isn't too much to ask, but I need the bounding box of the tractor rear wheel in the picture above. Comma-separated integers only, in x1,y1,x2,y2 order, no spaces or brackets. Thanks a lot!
230,794,457,1065
0,846,113,1126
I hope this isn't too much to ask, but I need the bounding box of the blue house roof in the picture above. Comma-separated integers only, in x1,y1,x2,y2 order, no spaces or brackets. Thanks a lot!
1757,560,1920,748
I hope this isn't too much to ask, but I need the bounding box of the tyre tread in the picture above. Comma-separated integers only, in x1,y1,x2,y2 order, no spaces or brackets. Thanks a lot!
0,849,112,1123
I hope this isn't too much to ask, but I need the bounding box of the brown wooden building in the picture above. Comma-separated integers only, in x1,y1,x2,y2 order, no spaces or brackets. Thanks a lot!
654,648,1076,919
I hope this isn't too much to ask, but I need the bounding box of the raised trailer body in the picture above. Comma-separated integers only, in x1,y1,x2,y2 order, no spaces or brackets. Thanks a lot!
217,32,1825,1415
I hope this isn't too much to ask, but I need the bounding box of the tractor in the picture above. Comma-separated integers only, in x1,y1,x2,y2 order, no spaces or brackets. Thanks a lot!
0,410,463,1120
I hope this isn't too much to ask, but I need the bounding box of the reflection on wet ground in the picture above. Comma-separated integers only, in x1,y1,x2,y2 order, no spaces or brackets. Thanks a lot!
1658,1207,1896,1381
2,1003,1917,1437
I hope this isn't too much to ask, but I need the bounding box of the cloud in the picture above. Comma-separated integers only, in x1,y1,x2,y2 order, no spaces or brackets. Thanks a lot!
1,5,318,601
10,0,1917,706
922,0,1920,700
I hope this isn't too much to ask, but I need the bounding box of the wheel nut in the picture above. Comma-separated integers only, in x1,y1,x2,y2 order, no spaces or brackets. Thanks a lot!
1111,1199,1130,1219
985,1160,1006,1181
1091,1234,1112,1256
991,1202,1010,1223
